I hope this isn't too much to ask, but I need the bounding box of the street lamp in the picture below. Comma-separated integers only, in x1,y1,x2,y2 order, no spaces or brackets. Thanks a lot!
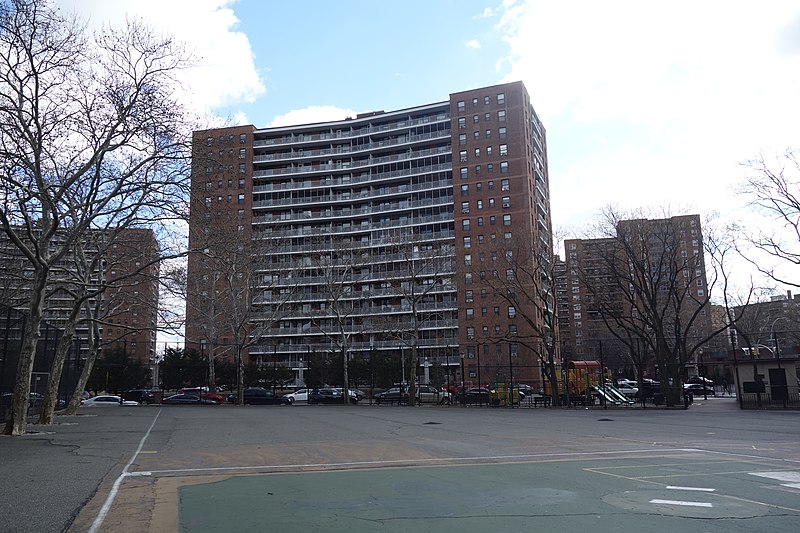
770,317,787,407
460,352,465,406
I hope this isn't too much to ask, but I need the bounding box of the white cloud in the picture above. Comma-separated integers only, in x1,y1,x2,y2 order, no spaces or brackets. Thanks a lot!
495,0,800,231
466,39,482,49
268,106,360,128
55,0,265,120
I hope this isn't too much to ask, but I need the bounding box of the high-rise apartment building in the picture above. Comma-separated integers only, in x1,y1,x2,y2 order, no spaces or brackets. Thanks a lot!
0,227,160,366
186,81,554,388
558,214,711,373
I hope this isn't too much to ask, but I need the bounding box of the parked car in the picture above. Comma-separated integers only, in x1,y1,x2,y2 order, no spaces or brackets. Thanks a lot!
375,387,408,405
310,387,357,405
686,376,714,386
82,395,139,406
178,388,226,404
615,383,639,398
162,393,218,405
458,387,491,405
122,389,155,404
416,385,451,404
684,383,715,397
284,389,309,403
240,387,291,405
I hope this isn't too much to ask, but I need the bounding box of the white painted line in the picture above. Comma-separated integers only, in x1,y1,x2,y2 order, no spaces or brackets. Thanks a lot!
749,471,800,483
650,499,713,508
140,448,691,476
667,486,716,492
88,409,162,533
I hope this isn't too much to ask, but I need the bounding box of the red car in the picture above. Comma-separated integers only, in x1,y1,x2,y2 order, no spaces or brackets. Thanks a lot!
178,388,226,404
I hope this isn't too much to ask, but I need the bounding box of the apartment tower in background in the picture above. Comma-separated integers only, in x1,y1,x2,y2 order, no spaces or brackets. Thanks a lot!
186,81,554,388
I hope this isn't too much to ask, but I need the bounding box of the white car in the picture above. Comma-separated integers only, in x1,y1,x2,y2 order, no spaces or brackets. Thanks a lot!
81,395,139,406
284,389,309,403
615,384,639,398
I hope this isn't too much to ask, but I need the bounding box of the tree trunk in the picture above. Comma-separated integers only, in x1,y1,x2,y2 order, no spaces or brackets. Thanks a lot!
38,309,79,425
3,275,47,435
408,342,418,407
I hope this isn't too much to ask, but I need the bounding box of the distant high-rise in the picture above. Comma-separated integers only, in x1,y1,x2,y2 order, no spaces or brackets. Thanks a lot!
186,81,554,388
558,214,711,373
0,227,159,366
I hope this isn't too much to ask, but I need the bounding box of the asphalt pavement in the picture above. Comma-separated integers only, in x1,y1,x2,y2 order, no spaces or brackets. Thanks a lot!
1,396,799,532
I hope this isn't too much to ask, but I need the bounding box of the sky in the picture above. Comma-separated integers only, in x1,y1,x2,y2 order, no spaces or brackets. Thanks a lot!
58,0,800,260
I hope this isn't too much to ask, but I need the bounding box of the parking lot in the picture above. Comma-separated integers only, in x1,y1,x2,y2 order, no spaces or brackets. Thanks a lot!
2,397,799,532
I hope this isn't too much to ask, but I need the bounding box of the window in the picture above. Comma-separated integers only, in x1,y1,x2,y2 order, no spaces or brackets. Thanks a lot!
460,167,468,179
509,324,518,336
459,133,467,145
463,236,471,248
460,184,469,196
501,178,510,191
467,327,475,339
466,308,474,319
488,198,495,208
465,290,474,303
204,197,211,207
487,163,494,173
504,231,512,240
464,254,472,266
238,178,245,188
239,133,247,144
473,114,479,124
457,100,465,112
459,150,467,162
462,219,471,231
465,273,473,284
482,307,488,317
498,110,506,122
499,127,507,140
473,130,480,140
502,196,510,208
489,215,496,225
484,112,491,121
474,165,481,175
506,269,514,281
488,180,494,190
461,201,470,213
474,148,480,157
508,306,516,318
239,163,245,173
485,129,491,139
499,144,508,156
503,214,511,226
484,95,490,105
497,93,505,105
477,217,484,227
237,194,245,204
486,146,492,156
472,97,478,107
500,161,509,173
458,117,466,129
239,148,246,158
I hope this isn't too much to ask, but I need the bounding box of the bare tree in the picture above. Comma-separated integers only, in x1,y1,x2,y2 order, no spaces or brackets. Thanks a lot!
578,208,726,406
380,229,455,406
0,0,192,435
481,230,563,405
306,234,370,404
739,150,800,289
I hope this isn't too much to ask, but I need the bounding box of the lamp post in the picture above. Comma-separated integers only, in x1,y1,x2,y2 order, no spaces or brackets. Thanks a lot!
460,352,465,407
477,343,482,406
770,317,787,408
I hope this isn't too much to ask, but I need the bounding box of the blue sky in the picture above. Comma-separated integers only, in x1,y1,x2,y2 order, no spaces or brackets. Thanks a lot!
59,0,800,273
225,0,510,126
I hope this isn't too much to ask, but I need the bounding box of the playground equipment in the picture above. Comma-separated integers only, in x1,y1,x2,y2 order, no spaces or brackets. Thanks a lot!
544,360,633,406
